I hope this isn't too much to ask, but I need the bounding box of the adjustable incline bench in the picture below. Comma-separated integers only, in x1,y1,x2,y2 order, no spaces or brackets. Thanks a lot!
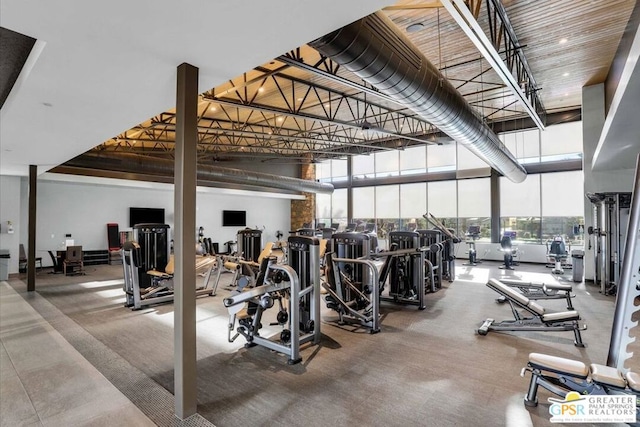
521,352,640,417
497,278,575,309
478,278,586,347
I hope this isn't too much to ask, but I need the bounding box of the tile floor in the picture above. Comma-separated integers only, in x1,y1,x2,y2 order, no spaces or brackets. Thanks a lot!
0,281,155,427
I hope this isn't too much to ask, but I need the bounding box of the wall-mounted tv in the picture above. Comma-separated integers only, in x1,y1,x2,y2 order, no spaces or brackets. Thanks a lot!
130,207,165,227
223,210,246,227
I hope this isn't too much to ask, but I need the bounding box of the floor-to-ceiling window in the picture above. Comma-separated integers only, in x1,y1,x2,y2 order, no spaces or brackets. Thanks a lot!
315,122,584,254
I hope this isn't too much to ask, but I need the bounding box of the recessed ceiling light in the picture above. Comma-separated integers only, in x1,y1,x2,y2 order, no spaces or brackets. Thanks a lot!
559,38,568,44
406,23,425,33
276,117,284,123
258,87,264,93
297,97,303,102
563,72,570,77
210,106,217,112
324,103,330,109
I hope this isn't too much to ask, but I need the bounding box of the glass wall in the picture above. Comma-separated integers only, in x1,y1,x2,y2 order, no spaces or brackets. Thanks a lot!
427,143,456,172
500,174,541,243
541,171,584,247
427,180,457,234
400,183,427,230
500,128,540,164
540,122,582,162
375,151,400,178
457,178,491,240
315,123,583,247
400,145,427,175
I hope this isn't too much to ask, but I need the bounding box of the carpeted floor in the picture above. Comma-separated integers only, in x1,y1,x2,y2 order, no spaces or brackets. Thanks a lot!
7,260,638,427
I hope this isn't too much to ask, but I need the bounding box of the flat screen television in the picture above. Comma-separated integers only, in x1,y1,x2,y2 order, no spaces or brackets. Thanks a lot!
130,207,165,227
223,210,246,227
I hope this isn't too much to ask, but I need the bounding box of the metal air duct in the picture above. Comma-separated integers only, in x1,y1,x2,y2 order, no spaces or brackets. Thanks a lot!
64,152,334,194
309,11,527,183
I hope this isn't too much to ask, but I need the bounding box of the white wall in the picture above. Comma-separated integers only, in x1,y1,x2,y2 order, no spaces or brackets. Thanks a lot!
2,174,297,270
0,175,22,273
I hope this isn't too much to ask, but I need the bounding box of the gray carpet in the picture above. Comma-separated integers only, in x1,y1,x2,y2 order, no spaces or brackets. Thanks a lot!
8,261,638,427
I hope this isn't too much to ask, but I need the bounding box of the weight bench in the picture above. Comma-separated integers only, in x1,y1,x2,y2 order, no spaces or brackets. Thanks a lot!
478,278,586,347
497,278,575,309
522,352,640,413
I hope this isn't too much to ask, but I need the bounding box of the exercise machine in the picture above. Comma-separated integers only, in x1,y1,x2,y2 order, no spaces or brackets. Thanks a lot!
133,223,170,288
499,231,518,270
416,229,443,288
237,228,263,263
496,278,575,309
587,192,631,295
322,251,381,332
383,230,442,296
121,241,217,310
463,225,481,266
521,352,639,422
546,235,571,274
223,235,321,364
331,232,371,286
212,242,274,291
477,278,586,346
423,213,460,282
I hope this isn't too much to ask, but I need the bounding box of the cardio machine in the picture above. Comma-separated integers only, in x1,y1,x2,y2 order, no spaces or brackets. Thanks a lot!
546,235,571,274
463,225,481,266
499,231,518,270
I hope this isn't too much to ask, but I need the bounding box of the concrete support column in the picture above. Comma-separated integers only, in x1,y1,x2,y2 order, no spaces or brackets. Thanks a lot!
27,164,37,292
291,162,316,230
173,63,198,420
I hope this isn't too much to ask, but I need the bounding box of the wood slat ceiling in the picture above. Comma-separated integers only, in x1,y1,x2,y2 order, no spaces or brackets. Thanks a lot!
89,0,635,166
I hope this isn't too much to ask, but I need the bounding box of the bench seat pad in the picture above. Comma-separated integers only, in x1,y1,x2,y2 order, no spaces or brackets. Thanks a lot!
542,310,579,322
529,353,588,378
590,364,626,388
625,371,640,392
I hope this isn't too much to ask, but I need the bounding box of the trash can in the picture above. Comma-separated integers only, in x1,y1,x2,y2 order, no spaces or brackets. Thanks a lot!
571,249,584,283
0,250,10,281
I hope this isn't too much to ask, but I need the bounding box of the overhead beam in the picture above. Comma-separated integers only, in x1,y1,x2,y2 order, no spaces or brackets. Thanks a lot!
441,0,546,130
206,96,437,146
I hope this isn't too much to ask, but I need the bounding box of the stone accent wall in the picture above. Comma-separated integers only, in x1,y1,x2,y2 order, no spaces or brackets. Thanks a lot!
291,163,316,230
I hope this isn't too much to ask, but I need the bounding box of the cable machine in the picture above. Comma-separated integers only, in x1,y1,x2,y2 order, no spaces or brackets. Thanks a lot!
587,192,631,295
237,228,263,263
133,223,170,288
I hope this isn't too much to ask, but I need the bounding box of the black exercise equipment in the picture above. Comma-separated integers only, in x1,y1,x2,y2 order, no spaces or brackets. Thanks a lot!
422,213,460,282
546,235,571,274
121,241,217,310
497,278,575,310
237,228,262,263
463,225,481,266
223,235,321,364
133,223,170,288
478,278,586,347
499,231,518,270
322,251,381,332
